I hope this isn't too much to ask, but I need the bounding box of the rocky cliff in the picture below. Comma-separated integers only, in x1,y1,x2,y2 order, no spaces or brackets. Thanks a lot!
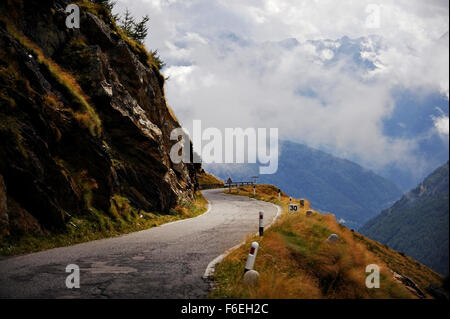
0,0,199,237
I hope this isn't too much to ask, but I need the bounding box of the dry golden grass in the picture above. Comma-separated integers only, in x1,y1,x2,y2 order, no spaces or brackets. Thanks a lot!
209,185,443,299
198,170,224,188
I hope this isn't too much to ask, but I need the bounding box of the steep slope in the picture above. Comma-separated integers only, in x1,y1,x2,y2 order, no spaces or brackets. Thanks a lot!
204,140,402,228
360,162,449,275
0,1,199,240
197,169,224,189
210,185,445,299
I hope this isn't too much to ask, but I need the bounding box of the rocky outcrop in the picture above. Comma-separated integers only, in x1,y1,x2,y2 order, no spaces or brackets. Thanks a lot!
392,271,426,299
0,0,199,236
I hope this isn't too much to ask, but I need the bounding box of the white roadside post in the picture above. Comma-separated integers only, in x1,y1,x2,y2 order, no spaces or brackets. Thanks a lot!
253,184,256,195
259,211,264,236
289,197,292,204
244,242,259,273
278,189,281,201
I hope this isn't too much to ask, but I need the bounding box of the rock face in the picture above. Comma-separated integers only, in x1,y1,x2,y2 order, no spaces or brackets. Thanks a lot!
0,175,8,236
392,272,426,299
0,1,199,236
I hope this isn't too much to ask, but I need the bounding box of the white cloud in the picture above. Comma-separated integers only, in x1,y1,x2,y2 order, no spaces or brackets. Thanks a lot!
114,0,449,175
164,65,194,87
432,107,450,136
433,115,449,135
320,49,334,60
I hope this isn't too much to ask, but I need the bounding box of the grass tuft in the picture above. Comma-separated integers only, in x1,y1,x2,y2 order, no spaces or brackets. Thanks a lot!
198,170,224,189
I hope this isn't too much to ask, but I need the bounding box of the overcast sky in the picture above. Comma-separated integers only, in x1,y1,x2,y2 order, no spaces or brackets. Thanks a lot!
114,0,449,175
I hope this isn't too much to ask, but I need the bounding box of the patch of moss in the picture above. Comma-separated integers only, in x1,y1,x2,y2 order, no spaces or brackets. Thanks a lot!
109,194,135,219
53,158,100,212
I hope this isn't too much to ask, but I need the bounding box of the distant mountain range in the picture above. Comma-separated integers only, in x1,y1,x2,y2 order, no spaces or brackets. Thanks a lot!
360,161,449,275
204,140,403,229
274,35,449,192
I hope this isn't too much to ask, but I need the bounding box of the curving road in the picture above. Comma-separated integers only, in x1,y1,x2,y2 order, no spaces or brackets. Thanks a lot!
0,189,280,298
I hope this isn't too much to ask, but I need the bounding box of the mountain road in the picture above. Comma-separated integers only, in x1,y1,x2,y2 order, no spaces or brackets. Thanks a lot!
0,189,280,298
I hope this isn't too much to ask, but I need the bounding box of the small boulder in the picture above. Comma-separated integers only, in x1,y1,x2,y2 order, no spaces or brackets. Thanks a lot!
306,210,313,217
326,234,339,243
243,270,260,286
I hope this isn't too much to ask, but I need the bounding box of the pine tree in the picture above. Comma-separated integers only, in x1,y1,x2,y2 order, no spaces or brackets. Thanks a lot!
151,50,166,70
115,8,163,69
119,9,135,38
131,15,150,44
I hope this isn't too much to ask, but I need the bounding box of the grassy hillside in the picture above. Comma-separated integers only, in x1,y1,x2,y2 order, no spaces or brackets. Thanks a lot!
209,185,444,299
361,162,449,275
204,140,402,229
197,169,224,189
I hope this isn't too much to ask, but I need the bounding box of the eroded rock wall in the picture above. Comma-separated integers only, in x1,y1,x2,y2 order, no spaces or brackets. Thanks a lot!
0,0,198,235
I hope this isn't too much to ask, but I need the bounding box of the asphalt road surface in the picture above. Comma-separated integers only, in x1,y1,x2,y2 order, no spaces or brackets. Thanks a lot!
0,189,279,298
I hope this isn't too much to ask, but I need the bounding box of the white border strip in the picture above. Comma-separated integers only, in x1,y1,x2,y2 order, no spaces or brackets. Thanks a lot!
202,200,282,279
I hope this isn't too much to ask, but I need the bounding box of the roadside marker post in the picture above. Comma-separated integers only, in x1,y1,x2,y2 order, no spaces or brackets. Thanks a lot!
259,211,264,236
278,189,281,201
244,242,259,273
253,184,256,195
300,199,305,207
